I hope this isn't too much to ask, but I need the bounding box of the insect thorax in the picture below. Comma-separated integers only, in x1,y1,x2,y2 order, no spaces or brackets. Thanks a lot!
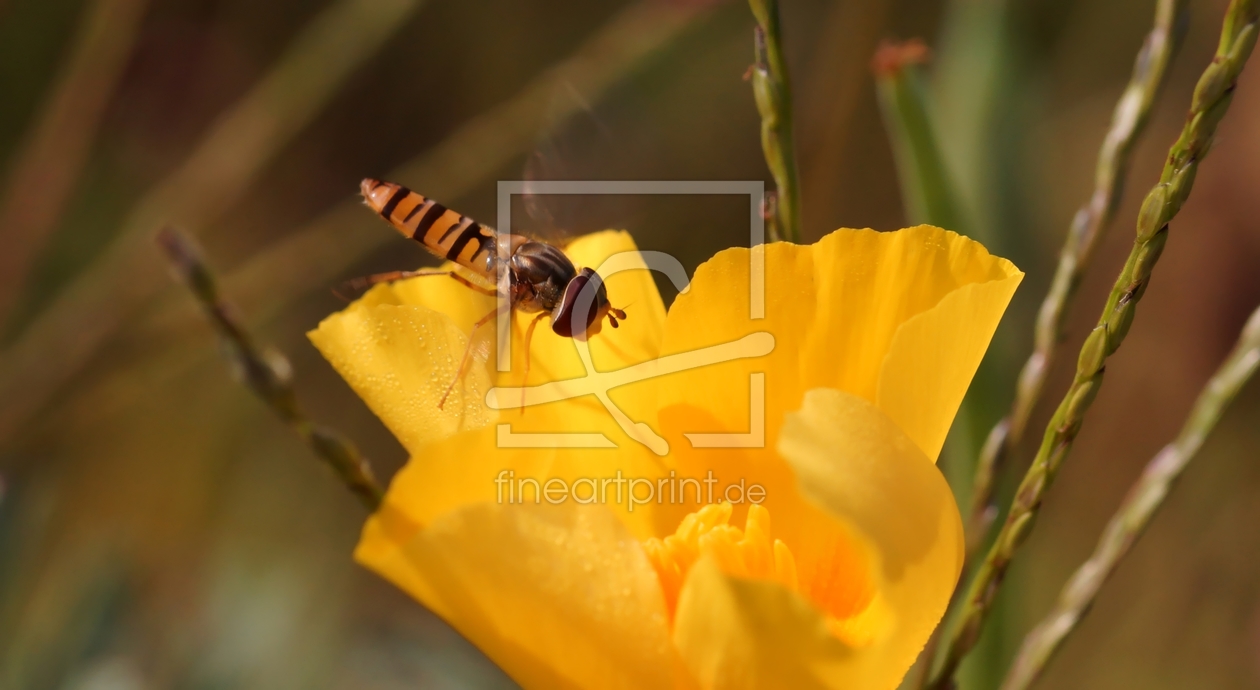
509,242,577,313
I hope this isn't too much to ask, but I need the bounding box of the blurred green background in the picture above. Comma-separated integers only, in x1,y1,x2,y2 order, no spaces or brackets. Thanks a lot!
1,0,1258,687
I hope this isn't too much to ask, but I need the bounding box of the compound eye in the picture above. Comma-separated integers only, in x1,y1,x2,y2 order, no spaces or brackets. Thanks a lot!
551,269,605,338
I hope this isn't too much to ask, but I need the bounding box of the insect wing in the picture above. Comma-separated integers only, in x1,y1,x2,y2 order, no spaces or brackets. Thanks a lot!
516,81,638,248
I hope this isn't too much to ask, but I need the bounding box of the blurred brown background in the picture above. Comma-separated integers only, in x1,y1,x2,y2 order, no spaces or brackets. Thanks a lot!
0,0,1258,687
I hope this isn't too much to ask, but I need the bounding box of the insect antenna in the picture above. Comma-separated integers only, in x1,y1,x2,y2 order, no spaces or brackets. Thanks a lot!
607,302,630,328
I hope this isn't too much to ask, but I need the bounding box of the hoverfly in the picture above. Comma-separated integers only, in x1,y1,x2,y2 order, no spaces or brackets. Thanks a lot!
355,178,627,409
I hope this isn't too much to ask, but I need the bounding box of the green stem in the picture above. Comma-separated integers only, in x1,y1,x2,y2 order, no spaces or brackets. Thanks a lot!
966,0,1189,560
873,40,966,235
749,0,802,243
156,227,383,511
874,39,977,524
928,1,1258,686
1000,304,1260,690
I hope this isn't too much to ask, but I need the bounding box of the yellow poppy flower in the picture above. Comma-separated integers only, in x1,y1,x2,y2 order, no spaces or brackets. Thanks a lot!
309,226,1021,689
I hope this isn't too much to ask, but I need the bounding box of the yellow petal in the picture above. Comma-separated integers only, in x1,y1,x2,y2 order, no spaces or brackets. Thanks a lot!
336,226,1009,689
357,502,680,689
776,388,964,689
875,257,1022,460
494,231,668,386
496,231,669,427
357,410,668,560
308,301,495,455
308,230,668,453
373,263,497,335
673,558,853,690
493,229,670,385
307,230,670,453
655,225,1021,460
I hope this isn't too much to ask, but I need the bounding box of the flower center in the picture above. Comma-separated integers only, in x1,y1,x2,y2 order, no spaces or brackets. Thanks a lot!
642,502,888,647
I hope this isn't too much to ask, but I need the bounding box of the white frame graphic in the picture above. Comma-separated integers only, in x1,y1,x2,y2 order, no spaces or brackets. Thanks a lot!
491,180,770,454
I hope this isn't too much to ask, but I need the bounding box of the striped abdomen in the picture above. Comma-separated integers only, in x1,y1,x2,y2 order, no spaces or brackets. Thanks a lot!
360,178,499,278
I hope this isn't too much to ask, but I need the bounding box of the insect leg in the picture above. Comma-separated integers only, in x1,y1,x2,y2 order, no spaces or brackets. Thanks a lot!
519,312,548,414
437,305,502,410
446,272,498,296
341,269,496,295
